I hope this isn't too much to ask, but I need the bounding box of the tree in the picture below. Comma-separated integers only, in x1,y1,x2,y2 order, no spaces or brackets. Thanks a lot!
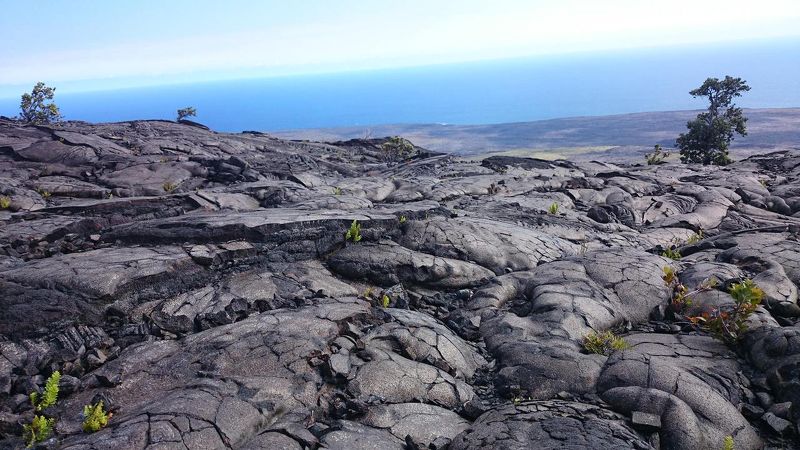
176,107,197,121
676,76,750,165
380,136,416,162
19,82,62,125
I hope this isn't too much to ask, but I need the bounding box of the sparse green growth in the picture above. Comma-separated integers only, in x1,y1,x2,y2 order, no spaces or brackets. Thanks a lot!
362,286,375,299
686,230,704,244
37,189,51,199
19,82,62,124
548,202,559,215
380,136,416,162
23,415,55,448
676,76,750,165
345,219,362,243
399,215,407,224
176,106,197,121
689,279,764,344
162,181,177,193
333,187,343,195
583,331,630,356
645,144,670,165
0,196,10,209
82,401,110,433
722,435,734,450
662,266,678,286
661,247,681,260
381,294,390,308
31,371,60,412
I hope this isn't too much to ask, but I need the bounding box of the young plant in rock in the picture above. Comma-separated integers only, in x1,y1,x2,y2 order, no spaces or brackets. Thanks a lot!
0,196,10,209
548,202,559,215
582,331,630,356
162,181,177,193
722,435,735,450
645,144,670,165
686,230,704,244
690,279,763,344
661,247,681,260
24,371,61,447
333,187,343,195
37,189,51,199
399,215,407,224
381,294,390,308
176,107,197,121
345,219,362,243
82,400,110,433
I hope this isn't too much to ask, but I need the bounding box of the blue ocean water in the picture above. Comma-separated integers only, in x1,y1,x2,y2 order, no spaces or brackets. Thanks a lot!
1,39,798,132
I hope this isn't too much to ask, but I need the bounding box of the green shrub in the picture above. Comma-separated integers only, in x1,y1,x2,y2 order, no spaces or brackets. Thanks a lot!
23,415,55,447
176,107,197,121
689,279,763,343
0,196,10,209
548,202,559,215
19,82,62,124
345,219,362,243
381,294,390,308
82,401,110,433
583,331,630,355
380,136,415,162
645,144,670,165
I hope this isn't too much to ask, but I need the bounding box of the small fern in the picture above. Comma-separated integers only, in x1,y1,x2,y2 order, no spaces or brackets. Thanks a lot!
722,435,734,450
381,294,390,308
23,415,55,448
37,189,51,199
0,196,10,209
82,401,110,433
31,371,60,412
162,181,177,192
548,202,559,214
345,220,362,243
399,215,407,224
333,187,343,195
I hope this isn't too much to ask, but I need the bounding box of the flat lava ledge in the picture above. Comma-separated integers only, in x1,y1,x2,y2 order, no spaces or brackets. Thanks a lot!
1,117,800,449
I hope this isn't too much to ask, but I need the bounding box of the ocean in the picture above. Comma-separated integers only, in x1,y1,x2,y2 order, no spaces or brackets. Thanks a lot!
1,38,798,132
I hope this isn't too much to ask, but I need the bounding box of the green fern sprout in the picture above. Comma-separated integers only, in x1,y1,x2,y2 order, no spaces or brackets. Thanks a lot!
583,331,630,356
0,196,10,209
31,371,60,412
345,219,362,243
686,229,704,244
333,187,343,195
37,189,51,199
548,202,559,214
399,215,407,224
23,415,55,447
381,294,390,308
162,181,177,192
82,401,110,433
722,435,734,450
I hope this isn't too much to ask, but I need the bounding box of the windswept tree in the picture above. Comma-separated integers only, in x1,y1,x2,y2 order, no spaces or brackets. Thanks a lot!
380,136,416,162
19,82,62,125
676,76,750,165
176,107,197,121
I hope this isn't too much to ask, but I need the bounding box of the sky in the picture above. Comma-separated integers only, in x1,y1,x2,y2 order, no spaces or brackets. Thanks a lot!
1,0,800,97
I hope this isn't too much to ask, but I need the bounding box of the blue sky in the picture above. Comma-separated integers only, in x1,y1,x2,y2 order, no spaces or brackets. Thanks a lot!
1,0,800,97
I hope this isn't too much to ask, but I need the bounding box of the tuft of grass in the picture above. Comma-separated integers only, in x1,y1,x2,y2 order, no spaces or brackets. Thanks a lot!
345,219,362,243
0,196,10,209
548,202,559,215
82,401,110,433
661,247,681,260
583,331,630,356
162,181,177,193
686,230,704,244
